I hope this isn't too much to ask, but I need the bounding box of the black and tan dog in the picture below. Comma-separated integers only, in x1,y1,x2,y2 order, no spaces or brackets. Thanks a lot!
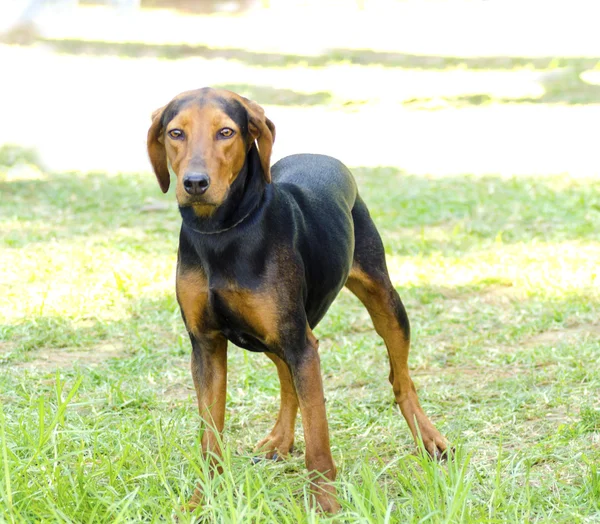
147,87,448,513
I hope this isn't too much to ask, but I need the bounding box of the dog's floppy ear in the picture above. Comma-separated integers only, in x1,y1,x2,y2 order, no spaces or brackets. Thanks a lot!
243,99,276,183
147,105,170,193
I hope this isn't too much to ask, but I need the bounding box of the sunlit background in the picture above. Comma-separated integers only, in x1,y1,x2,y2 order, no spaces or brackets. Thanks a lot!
1,0,600,177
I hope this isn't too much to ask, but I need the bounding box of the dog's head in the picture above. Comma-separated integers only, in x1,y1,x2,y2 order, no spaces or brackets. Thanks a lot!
147,88,275,215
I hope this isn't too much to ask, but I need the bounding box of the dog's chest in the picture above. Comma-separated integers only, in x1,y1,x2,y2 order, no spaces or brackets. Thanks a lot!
210,287,281,353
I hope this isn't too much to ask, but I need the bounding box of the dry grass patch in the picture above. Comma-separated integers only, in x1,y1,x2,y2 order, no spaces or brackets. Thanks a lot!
15,341,126,371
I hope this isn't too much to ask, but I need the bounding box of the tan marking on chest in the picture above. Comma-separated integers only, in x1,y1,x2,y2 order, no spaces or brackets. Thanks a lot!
176,271,209,337
219,288,281,345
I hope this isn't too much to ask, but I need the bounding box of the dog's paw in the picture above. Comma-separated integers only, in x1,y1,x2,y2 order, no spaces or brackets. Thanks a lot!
419,425,451,461
253,432,294,461
178,485,203,515
311,481,341,514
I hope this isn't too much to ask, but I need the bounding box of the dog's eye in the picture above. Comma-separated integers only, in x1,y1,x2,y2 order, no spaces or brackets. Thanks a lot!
168,129,184,140
217,128,235,139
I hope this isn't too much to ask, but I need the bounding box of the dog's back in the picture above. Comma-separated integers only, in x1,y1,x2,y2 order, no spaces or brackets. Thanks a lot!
272,153,357,212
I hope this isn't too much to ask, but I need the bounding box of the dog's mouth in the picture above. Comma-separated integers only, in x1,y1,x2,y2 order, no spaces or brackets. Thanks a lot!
179,200,219,218
179,199,216,207
178,192,220,207
180,185,230,212
181,201,219,218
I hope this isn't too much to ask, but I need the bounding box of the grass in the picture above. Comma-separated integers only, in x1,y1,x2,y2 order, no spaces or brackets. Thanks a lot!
1,149,599,522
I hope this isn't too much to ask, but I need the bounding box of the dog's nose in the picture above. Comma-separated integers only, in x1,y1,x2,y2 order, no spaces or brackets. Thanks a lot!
183,172,210,195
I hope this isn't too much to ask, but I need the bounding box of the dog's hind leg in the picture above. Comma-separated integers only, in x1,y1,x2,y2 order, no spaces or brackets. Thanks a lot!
345,196,448,458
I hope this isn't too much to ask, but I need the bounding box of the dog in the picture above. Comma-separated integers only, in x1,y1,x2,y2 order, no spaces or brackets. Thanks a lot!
147,87,448,513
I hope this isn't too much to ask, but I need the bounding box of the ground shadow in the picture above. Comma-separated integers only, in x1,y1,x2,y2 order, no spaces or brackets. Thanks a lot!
38,38,600,71
0,169,179,248
2,165,598,250
351,167,600,255
2,280,597,368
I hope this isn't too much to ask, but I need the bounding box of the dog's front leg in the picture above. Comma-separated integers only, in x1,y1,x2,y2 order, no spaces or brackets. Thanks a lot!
187,332,228,510
286,328,340,514
254,352,298,459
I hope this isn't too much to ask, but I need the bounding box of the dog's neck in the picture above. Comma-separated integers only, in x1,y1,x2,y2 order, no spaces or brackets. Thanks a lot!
179,144,267,235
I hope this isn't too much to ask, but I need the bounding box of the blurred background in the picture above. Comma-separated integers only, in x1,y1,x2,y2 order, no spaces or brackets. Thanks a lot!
1,0,599,177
